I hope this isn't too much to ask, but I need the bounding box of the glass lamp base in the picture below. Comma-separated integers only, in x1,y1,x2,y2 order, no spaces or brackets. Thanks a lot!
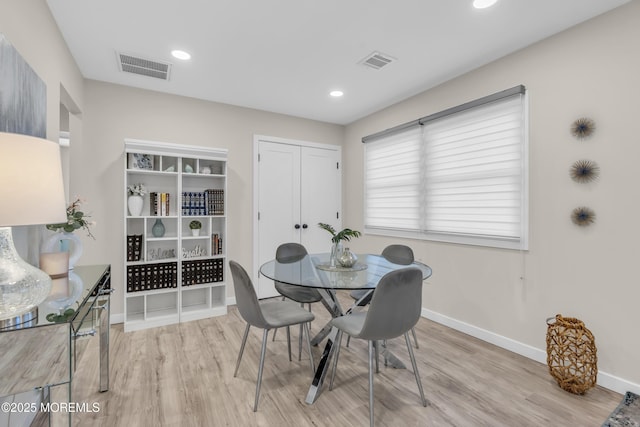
0,227,52,321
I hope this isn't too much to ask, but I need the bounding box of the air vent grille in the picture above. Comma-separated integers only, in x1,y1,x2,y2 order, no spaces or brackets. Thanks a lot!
117,52,171,80
360,52,395,70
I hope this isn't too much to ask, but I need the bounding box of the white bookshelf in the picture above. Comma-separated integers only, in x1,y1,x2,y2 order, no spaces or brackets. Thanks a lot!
124,139,228,332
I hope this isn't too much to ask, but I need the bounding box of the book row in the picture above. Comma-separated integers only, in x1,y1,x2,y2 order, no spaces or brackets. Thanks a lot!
150,192,171,216
212,233,222,255
127,262,178,292
181,189,224,216
182,258,224,286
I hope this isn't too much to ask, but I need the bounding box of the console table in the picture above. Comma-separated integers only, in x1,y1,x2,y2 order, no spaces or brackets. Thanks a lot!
0,264,112,426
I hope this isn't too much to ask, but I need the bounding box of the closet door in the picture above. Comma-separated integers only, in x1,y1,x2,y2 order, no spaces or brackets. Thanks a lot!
300,146,340,253
257,141,301,298
256,138,341,298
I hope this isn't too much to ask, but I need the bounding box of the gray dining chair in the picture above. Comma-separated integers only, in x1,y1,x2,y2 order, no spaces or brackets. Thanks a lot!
272,243,322,361
329,267,427,427
349,244,420,349
229,260,315,411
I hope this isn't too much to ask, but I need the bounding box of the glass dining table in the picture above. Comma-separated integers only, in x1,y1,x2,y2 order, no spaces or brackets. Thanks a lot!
259,252,432,404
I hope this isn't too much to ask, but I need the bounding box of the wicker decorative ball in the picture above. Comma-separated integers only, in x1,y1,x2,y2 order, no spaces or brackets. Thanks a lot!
546,314,598,394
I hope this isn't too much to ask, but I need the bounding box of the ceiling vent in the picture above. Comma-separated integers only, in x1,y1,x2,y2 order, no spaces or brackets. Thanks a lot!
360,51,395,70
117,52,172,80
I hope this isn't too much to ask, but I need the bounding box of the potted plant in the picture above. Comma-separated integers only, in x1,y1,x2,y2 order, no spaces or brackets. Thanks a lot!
318,223,362,267
189,220,202,236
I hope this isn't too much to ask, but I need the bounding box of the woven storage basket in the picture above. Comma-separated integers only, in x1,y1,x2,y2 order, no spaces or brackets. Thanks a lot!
546,314,597,394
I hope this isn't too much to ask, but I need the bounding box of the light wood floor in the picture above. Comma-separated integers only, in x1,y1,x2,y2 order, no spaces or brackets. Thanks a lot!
73,293,621,426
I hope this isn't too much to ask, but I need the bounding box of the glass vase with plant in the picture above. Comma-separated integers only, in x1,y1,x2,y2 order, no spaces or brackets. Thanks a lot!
46,197,95,239
318,223,361,267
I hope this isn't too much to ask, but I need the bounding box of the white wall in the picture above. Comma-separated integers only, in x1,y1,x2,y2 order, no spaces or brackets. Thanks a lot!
342,0,640,392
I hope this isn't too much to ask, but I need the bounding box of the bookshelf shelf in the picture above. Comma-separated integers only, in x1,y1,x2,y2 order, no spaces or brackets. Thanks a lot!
124,139,228,332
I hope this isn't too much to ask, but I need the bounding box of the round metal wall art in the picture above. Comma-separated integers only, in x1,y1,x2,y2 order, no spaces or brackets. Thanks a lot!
571,207,596,226
570,159,600,183
570,117,596,139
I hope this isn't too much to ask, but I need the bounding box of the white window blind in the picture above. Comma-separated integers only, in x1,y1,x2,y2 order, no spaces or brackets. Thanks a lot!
364,126,423,232
363,87,527,249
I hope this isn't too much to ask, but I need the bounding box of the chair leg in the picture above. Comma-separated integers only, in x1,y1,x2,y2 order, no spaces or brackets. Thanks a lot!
234,324,250,377
253,329,269,412
346,335,350,348
411,327,419,349
286,326,292,362
303,322,315,374
298,323,303,361
368,340,375,427
404,332,427,407
374,340,379,373
329,330,343,391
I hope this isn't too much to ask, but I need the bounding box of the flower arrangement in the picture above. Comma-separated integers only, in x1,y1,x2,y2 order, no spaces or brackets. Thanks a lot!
46,197,96,239
189,220,202,230
318,223,361,243
127,183,147,196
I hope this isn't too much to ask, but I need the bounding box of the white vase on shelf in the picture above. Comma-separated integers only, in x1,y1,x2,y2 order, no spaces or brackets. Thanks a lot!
127,195,144,216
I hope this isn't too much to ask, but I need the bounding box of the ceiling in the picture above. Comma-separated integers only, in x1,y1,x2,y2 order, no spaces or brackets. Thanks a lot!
46,0,629,125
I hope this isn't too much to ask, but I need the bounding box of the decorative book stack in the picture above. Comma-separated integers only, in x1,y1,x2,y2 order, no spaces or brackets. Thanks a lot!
150,192,171,216
126,234,143,261
182,258,224,286
212,234,222,255
181,189,224,216
126,262,177,292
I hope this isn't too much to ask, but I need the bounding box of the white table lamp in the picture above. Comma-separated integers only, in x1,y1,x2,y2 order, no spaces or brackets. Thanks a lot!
0,132,67,321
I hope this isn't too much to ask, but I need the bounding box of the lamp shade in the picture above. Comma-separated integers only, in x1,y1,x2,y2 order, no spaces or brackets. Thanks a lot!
0,132,67,226
0,132,68,322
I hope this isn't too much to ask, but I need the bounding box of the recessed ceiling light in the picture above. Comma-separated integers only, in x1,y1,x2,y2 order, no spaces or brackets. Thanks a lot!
473,0,498,9
329,90,344,98
171,50,191,60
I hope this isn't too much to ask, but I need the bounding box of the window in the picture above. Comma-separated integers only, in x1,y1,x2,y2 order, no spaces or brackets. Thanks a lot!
364,86,528,250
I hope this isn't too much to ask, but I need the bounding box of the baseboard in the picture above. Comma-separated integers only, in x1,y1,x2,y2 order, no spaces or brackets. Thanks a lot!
421,308,640,396
226,296,236,307
110,312,124,325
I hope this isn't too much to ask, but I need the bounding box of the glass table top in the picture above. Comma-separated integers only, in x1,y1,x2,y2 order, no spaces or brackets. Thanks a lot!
260,253,432,290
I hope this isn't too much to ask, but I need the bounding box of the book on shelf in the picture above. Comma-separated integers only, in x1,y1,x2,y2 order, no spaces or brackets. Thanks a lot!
127,234,143,261
182,258,224,286
150,192,171,216
181,189,224,216
211,234,223,255
126,262,178,293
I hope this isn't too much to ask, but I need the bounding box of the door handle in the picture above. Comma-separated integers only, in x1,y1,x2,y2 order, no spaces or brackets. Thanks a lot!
302,224,308,229
294,224,301,229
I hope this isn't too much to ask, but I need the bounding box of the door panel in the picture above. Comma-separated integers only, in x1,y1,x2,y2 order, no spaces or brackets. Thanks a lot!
300,147,341,253
257,142,300,298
